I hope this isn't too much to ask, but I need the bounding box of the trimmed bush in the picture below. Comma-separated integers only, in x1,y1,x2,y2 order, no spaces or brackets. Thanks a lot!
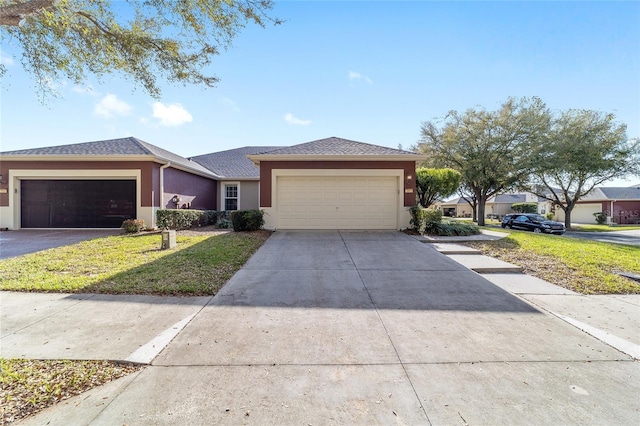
409,206,442,234
593,211,607,225
230,210,264,232
511,202,538,213
545,212,555,220
121,219,146,233
156,209,218,230
409,206,479,236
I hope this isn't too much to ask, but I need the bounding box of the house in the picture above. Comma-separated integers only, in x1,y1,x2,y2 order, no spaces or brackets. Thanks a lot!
0,137,219,229
555,186,640,224
0,136,426,230
190,146,283,211
438,197,474,218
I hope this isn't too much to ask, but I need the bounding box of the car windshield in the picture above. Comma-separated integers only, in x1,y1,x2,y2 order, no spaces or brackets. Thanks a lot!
530,214,546,221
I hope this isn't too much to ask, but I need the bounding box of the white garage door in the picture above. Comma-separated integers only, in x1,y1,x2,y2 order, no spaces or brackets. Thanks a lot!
277,176,398,229
557,203,601,224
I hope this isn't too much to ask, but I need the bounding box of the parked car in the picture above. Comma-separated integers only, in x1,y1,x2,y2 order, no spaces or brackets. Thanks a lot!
501,213,566,235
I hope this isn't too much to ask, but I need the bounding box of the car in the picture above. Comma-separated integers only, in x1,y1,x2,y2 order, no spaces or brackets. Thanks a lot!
501,213,566,235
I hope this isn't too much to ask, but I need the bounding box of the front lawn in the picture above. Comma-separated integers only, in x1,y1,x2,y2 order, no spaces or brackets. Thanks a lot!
466,231,640,294
0,230,270,295
570,224,640,232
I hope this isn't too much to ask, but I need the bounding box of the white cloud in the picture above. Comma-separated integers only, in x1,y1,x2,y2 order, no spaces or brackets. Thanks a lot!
0,54,14,66
220,97,240,112
72,85,98,96
284,113,311,126
348,70,373,84
151,102,193,127
94,94,132,118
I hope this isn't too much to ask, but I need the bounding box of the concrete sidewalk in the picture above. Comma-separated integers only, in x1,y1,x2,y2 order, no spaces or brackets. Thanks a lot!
10,230,640,425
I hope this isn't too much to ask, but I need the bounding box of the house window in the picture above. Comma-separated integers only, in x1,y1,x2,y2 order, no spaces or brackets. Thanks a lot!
224,183,238,211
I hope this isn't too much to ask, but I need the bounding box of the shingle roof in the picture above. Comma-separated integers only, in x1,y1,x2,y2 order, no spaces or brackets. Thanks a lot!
1,137,218,178
255,137,420,156
582,186,640,201
493,194,527,204
190,146,283,178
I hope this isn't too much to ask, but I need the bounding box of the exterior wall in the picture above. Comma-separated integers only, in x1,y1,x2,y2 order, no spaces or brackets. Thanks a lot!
240,181,259,210
163,167,217,210
258,161,417,208
603,200,640,224
0,160,217,229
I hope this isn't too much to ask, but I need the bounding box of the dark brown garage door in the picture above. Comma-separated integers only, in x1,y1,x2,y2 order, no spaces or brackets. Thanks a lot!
21,180,136,228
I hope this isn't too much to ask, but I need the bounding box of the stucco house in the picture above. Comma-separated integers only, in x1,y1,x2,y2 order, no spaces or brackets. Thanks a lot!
555,186,640,224
0,136,426,230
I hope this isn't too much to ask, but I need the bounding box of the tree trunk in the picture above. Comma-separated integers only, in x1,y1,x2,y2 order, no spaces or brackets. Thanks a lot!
471,203,477,223
564,207,572,229
477,195,487,226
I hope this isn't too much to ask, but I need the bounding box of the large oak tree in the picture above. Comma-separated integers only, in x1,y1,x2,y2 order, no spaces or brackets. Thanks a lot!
416,97,551,226
0,0,280,97
527,110,640,228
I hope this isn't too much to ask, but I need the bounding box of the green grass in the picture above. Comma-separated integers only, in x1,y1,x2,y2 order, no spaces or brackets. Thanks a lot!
0,231,270,295
570,224,640,232
470,230,640,294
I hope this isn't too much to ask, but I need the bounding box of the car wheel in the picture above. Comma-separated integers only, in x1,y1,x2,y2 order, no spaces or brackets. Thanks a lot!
534,228,542,233
505,224,511,229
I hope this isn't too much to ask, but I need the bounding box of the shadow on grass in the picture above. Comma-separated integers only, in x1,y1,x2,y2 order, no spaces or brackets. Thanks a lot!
74,232,269,297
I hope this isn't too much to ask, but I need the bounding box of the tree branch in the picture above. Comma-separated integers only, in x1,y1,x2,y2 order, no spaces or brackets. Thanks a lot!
0,0,57,26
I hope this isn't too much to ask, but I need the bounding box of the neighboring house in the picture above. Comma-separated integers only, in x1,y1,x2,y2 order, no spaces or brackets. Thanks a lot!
438,197,474,218
0,137,218,230
555,186,640,224
486,192,552,217
0,136,427,230
190,146,283,212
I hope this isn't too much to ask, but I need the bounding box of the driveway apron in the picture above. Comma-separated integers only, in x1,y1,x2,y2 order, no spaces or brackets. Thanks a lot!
26,231,639,425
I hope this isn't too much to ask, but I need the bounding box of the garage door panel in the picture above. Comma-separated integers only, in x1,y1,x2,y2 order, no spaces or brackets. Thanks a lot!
277,176,398,230
21,180,136,228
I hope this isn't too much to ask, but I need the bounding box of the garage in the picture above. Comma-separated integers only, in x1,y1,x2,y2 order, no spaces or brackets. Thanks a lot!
556,203,601,224
21,180,136,228
277,176,398,229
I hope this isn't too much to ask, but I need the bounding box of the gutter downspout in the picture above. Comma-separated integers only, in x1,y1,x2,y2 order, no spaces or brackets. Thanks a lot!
159,161,171,227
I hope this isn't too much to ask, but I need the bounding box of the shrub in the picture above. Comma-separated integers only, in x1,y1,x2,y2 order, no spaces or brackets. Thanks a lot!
409,206,442,233
545,212,555,220
230,210,265,232
511,202,538,213
155,209,219,230
409,206,479,236
593,212,608,225
121,219,146,233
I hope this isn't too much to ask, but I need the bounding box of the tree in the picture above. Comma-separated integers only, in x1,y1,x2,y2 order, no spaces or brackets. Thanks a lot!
416,97,551,226
527,110,640,228
415,167,461,208
0,0,280,98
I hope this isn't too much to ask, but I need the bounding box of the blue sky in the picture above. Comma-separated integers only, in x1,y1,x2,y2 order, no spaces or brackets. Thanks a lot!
1,1,639,185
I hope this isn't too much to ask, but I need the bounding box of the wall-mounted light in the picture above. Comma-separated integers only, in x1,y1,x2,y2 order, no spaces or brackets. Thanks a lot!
171,195,181,205
406,175,412,181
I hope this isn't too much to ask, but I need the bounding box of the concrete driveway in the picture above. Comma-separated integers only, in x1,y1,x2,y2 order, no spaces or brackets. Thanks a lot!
0,229,121,259
12,231,639,425
564,229,640,246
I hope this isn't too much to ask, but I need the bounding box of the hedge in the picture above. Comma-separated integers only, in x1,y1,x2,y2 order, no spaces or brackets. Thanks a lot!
230,210,264,232
156,209,219,230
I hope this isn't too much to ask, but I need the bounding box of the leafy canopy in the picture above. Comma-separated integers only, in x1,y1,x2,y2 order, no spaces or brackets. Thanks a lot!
0,0,280,98
416,96,551,225
527,109,639,228
415,167,461,208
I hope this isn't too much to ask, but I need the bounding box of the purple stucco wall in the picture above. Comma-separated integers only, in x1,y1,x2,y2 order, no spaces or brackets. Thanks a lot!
163,167,217,210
